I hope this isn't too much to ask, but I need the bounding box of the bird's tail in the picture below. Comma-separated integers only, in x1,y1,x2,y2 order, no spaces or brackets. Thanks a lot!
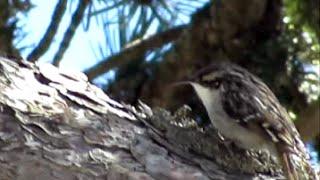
279,151,298,180
277,145,319,180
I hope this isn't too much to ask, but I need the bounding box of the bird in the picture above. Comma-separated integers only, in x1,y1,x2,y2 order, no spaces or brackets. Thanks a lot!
177,62,318,180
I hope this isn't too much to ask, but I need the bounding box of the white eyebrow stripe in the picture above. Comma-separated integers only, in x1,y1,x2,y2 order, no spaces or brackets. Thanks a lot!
202,73,217,81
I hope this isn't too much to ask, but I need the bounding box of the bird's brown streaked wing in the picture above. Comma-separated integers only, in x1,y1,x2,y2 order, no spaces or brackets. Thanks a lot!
221,71,317,180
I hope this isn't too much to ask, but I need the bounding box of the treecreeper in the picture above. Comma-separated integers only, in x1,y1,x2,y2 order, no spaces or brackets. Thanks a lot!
176,62,318,180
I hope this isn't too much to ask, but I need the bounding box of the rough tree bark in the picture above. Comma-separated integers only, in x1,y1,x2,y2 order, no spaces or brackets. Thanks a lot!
0,56,291,180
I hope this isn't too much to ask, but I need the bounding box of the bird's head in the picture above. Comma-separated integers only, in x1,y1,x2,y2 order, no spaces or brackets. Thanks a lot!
173,62,262,121
173,63,234,118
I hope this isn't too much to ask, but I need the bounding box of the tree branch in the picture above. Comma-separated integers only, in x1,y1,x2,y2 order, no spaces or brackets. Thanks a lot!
52,0,89,66
0,56,285,180
27,0,67,62
84,25,186,81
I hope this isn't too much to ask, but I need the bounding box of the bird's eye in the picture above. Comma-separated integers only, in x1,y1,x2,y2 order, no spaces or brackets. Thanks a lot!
212,80,221,89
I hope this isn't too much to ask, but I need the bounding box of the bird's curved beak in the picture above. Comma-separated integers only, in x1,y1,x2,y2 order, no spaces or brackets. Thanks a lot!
169,81,194,89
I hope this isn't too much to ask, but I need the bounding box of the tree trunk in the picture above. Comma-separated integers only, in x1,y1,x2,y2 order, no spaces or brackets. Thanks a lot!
0,57,285,180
